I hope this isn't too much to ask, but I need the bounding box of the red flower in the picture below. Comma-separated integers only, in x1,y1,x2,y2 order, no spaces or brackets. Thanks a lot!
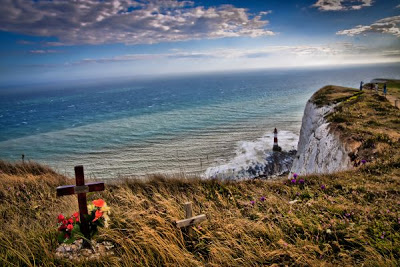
57,214,65,223
68,218,74,224
67,224,73,231
73,212,80,222
58,225,66,231
92,209,103,222
62,219,68,225
92,199,105,208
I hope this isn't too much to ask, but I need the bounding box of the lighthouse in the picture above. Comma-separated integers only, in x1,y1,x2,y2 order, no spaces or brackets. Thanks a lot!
273,128,282,152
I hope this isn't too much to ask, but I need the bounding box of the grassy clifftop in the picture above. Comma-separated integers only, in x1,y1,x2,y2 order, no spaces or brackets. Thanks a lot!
0,82,399,266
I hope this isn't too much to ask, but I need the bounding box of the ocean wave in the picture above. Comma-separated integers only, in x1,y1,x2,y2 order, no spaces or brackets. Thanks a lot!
203,130,298,180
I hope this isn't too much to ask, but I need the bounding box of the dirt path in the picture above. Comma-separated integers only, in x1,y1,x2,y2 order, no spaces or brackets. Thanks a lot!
386,94,399,109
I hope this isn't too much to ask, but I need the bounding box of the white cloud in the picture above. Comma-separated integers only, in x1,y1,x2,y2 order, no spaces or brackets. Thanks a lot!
312,0,373,11
0,0,274,45
337,15,400,37
29,49,60,54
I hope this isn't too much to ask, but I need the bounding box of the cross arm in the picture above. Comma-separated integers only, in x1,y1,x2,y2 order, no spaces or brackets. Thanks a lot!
56,182,105,197
176,214,207,228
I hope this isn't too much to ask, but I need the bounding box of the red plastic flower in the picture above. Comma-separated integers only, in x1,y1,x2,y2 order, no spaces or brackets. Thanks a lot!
62,219,68,225
68,218,74,224
73,212,80,222
92,199,105,208
92,209,103,222
67,224,74,231
57,214,65,223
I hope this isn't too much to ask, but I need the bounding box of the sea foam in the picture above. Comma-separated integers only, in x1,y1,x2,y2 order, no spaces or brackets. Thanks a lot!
203,130,298,180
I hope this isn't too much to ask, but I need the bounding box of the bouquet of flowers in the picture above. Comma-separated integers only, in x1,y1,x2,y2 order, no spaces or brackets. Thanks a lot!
57,199,110,244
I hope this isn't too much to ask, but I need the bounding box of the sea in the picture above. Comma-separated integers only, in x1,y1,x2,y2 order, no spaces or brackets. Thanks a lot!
0,64,399,179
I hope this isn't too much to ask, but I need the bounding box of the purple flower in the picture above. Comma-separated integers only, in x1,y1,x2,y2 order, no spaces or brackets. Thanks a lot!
291,179,297,184
361,160,367,164
260,196,266,202
250,200,255,205
380,235,384,239
345,213,351,218
293,173,298,179
298,179,305,184
320,184,326,190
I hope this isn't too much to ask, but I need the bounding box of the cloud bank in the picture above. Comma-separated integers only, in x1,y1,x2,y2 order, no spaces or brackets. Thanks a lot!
59,43,371,66
312,0,373,11
337,15,400,37
0,0,274,45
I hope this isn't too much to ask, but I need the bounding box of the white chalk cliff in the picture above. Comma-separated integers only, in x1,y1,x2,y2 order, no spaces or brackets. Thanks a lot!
290,101,353,176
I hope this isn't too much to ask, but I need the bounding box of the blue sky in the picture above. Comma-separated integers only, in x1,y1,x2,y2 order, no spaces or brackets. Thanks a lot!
0,0,399,86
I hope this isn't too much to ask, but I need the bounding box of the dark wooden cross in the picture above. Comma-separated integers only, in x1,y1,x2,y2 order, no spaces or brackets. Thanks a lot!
56,165,105,243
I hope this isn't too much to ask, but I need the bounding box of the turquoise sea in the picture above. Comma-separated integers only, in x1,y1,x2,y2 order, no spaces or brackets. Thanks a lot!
0,64,399,179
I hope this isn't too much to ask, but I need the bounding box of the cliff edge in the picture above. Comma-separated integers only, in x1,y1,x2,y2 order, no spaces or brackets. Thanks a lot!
290,98,352,176
291,81,399,177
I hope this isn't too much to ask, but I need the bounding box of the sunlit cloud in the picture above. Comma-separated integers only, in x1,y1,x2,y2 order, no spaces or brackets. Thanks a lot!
312,0,373,11
337,15,400,37
0,0,274,45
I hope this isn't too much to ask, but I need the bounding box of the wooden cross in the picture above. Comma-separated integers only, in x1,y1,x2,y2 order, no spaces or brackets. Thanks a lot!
176,202,206,236
56,165,105,243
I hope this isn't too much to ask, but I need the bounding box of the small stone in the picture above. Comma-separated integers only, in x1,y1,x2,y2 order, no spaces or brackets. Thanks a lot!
81,249,91,257
98,245,106,255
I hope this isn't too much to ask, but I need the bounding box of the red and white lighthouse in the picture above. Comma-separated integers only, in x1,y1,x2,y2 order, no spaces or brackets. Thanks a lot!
273,128,281,152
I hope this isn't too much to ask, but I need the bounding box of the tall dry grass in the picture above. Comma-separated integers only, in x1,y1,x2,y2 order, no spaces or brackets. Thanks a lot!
0,160,399,266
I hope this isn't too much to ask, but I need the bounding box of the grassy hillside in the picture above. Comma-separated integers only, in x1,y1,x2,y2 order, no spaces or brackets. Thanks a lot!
0,83,399,266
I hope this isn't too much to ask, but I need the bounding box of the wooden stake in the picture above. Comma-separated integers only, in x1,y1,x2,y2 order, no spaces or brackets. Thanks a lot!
184,202,192,236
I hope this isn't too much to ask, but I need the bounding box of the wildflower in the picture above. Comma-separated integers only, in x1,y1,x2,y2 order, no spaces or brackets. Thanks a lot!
67,224,73,232
57,214,65,223
92,199,105,208
298,179,305,184
320,184,326,190
250,200,255,206
93,209,103,222
293,173,298,179
361,160,367,165
291,179,296,184
260,196,266,202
